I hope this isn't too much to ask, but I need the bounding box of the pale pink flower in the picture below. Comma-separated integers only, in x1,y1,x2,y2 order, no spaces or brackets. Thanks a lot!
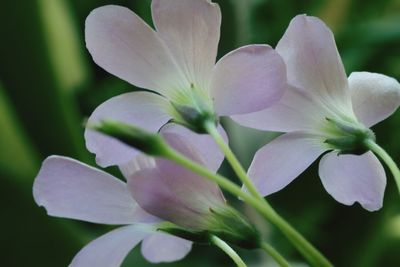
33,127,230,266
234,15,400,211
84,0,286,168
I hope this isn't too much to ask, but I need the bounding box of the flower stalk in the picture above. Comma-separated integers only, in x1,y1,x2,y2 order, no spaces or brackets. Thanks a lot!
203,120,263,199
210,235,248,267
261,242,291,267
365,139,400,195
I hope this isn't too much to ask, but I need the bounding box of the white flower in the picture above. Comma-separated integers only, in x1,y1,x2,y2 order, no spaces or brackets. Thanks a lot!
234,15,400,211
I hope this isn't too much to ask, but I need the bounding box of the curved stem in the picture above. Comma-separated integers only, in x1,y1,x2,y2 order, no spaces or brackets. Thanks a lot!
204,121,263,200
365,139,400,194
261,242,292,267
210,235,247,267
163,146,333,267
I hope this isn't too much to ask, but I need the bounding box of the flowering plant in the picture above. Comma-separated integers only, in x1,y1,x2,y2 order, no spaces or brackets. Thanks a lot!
31,1,400,267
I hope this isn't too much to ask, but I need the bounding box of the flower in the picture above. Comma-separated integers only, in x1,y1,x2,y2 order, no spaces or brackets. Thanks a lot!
33,126,258,266
84,0,287,168
33,156,192,266
233,15,400,211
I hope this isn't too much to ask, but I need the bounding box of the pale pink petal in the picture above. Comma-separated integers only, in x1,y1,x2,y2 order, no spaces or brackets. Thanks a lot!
141,232,192,263
349,72,400,127
151,0,220,91
69,225,150,267
211,45,287,116
85,5,185,95
247,132,326,196
319,151,386,211
33,156,153,225
276,15,353,114
232,85,324,132
160,123,228,171
128,134,225,229
85,91,171,167
128,167,210,229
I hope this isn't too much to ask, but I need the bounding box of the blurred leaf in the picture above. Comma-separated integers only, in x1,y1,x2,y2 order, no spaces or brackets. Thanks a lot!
0,83,39,181
38,0,91,93
0,0,91,161
0,171,85,267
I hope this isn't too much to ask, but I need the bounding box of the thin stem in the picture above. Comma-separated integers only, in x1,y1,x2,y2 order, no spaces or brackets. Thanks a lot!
261,242,292,267
163,146,333,267
365,139,400,194
204,121,263,200
210,235,248,267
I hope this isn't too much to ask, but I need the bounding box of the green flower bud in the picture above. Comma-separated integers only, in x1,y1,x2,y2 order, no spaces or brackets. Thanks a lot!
91,120,170,156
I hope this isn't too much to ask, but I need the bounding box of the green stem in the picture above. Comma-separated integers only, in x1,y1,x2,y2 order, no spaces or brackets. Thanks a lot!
163,146,333,267
261,242,292,267
204,121,263,200
210,235,247,267
365,139,400,194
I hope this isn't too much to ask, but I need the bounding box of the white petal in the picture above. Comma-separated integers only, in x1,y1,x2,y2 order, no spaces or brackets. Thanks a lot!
349,72,400,127
247,132,326,196
160,123,227,171
69,225,150,267
85,91,171,167
232,85,324,132
33,156,150,225
141,232,192,263
277,15,353,115
319,151,386,211
85,5,185,95
211,45,287,116
151,0,221,91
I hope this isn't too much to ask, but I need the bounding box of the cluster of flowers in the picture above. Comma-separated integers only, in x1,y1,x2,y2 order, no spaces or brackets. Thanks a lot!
33,0,400,266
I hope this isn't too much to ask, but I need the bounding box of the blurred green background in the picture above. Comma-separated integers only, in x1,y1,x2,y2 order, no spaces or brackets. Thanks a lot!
1,0,400,266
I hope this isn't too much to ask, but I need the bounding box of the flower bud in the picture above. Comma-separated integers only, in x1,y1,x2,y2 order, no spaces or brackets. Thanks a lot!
92,120,170,156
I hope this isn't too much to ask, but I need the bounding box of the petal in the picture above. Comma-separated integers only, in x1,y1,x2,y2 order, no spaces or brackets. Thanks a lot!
33,156,151,225
232,85,324,132
141,232,192,263
85,91,171,167
349,72,400,127
211,45,287,116
319,151,386,211
151,0,221,91
160,123,227,171
128,134,225,229
69,225,150,267
128,167,209,229
119,155,157,180
277,15,353,114
85,5,185,95
247,132,326,196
